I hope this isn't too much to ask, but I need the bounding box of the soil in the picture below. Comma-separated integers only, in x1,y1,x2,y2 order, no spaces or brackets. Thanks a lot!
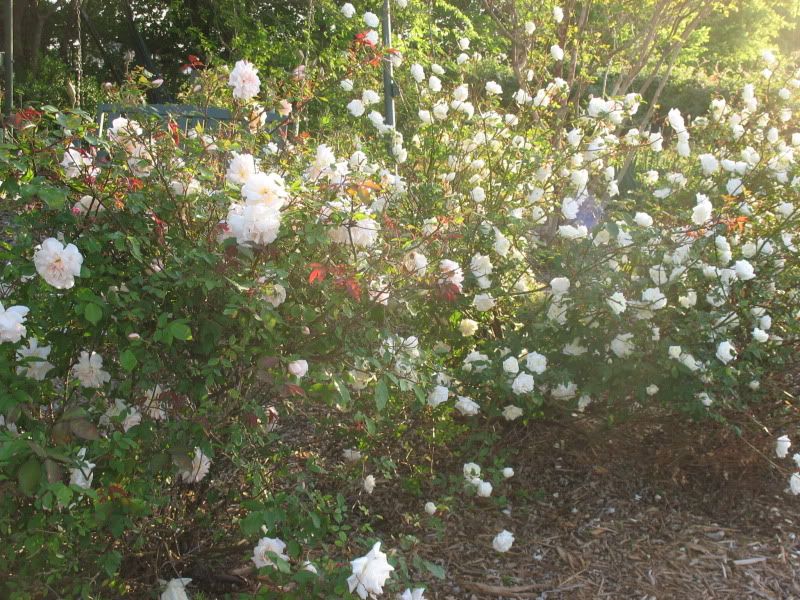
177,380,800,600
416,412,800,599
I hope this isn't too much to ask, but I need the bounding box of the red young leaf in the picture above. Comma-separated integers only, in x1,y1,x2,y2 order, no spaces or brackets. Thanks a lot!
168,120,180,145
342,278,362,301
283,384,306,397
308,263,328,284
437,282,461,303
355,31,377,48
127,177,144,192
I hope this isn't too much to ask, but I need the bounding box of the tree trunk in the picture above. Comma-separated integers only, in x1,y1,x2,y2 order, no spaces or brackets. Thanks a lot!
28,11,47,72
8,0,61,75
11,0,25,69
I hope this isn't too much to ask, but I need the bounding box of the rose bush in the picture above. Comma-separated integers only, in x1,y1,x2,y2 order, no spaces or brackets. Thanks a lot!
0,1,798,596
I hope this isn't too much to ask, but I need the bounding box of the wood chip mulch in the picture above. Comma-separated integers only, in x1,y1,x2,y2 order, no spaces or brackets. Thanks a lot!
411,412,800,600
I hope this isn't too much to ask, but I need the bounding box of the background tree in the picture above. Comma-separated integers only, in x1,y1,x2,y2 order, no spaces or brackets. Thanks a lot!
1,0,798,114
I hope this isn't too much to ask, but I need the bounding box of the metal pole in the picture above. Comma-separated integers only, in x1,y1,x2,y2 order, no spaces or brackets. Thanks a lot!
3,0,12,114
381,0,395,129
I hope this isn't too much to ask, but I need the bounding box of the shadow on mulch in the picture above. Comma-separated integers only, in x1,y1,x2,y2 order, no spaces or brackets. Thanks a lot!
419,407,800,600
119,383,800,599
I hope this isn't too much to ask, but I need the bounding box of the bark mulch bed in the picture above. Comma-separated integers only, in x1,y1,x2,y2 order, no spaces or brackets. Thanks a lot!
190,382,800,599
415,409,800,600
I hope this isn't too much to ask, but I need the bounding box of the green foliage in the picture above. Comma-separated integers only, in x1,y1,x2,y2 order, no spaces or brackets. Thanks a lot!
14,54,103,110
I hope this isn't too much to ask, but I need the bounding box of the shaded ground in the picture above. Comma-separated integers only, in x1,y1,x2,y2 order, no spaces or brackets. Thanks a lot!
125,385,800,599
414,411,800,600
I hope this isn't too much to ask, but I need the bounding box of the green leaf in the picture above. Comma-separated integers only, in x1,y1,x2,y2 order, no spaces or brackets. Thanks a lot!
38,186,67,209
53,483,73,506
44,458,64,484
148,451,170,472
84,303,103,325
20,178,67,209
364,416,376,435
287,540,301,559
119,349,138,372
51,420,72,445
240,512,265,536
108,514,126,537
332,378,351,407
26,440,47,458
171,450,193,471
374,378,389,412
293,570,317,585
0,438,25,462
169,321,193,341
62,407,88,420
18,458,41,497
274,555,292,574
127,236,143,261
423,559,446,580
412,384,427,406
69,418,100,441
99,550,122,577
56,112,84,130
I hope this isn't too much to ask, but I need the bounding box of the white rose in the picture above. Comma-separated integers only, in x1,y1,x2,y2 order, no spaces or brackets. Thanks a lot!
607,292,627,315
476,480,493,497
288,359,308,378
470,186,486,202
485,81,503,95
511,373,534,395
161,579,192,600
347,542,394,599
525,351,547,374
692,195,713,225
502,357,519,374
492,530,514,552
463,462,481,479
473,293,495,312
34,238,83,289
790,473,800,495
776,435,791,458
550,277,570,295
715,340,736,364
459,318,478,336
455,396,480,416
427,385,449,407
363,11,380,27
252,536,289,569
347,99,365,117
